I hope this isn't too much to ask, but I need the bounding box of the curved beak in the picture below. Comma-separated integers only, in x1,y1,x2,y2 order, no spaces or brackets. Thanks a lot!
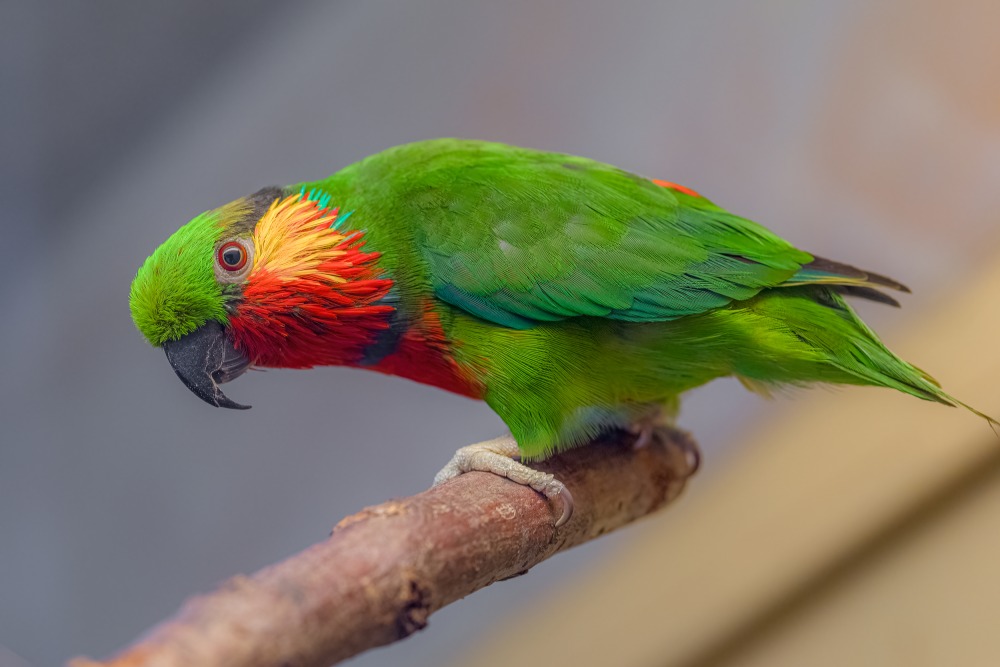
163,321,251,410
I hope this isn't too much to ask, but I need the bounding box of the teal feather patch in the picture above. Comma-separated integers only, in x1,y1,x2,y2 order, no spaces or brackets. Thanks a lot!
299,186,333,211
331,210,354,230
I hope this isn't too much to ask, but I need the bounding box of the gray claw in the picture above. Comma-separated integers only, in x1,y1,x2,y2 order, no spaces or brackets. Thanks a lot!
554,486,574,527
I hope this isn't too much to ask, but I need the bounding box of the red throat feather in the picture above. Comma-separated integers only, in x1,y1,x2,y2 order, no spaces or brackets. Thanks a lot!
229,194,395,368
368,302,486,400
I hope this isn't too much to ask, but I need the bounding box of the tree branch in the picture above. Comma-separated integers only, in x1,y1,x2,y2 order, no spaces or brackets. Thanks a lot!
70,430,699,667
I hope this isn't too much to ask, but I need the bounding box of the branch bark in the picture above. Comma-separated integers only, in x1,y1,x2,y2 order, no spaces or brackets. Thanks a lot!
71,430,699,667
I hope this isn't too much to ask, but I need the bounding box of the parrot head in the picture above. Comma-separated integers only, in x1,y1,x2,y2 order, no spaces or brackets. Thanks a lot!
129,187,395,409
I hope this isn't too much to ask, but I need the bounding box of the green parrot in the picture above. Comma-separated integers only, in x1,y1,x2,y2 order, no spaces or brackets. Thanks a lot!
130,139,991,525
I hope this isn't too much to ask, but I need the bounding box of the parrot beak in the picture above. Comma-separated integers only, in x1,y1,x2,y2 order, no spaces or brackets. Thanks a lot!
163,321,252,410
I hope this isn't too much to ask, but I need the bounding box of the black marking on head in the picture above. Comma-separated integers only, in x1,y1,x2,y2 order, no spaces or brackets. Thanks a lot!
231,186,285,234
562,162,584,171
221,282,246,315
359,289,407,366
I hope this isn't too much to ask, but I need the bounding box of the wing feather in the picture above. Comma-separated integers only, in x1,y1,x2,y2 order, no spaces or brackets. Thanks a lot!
400,142,813,328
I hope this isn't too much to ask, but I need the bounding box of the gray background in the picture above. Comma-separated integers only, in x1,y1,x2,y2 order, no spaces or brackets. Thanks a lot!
3,1,994,665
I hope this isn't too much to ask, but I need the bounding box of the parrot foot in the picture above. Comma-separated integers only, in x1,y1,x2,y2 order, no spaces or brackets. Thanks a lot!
433,435,574,528
628,418,700,476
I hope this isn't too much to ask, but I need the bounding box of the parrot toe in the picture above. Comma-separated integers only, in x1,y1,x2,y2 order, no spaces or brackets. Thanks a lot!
627,421,701,478
433,434,573,527
677,432,701,476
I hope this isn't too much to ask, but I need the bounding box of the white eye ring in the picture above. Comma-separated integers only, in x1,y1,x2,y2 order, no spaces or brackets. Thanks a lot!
214,238,254,284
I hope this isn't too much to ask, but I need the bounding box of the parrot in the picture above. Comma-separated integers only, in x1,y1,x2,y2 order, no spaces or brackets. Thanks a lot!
129,138,993,526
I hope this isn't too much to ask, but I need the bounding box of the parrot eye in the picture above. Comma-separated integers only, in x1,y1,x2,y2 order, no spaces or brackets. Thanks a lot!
214,238,254,284
218,241,248,271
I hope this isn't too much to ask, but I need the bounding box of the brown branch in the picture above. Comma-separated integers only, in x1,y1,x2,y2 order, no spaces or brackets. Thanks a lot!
70,430,699,667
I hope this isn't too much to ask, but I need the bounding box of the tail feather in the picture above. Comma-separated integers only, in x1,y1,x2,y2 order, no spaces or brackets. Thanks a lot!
835,285,901,308
736,287,997,429
786,255,911,294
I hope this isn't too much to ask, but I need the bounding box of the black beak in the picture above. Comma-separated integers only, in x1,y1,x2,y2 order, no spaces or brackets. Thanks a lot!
163,321,251,410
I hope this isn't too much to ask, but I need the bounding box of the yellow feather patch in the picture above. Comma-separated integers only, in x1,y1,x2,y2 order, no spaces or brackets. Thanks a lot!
251,195,349,282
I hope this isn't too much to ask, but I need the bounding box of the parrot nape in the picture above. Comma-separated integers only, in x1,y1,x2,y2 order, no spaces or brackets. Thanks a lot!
129,139,993,526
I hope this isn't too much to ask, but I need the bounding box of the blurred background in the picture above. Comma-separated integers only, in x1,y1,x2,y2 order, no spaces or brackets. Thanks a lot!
2,1,999,665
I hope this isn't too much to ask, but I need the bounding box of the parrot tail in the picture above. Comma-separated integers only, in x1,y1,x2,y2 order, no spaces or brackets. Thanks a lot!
783,255,911,307
731,286,998,428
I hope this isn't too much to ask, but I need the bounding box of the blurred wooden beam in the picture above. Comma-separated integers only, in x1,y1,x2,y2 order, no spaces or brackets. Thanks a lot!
702,445,1000,667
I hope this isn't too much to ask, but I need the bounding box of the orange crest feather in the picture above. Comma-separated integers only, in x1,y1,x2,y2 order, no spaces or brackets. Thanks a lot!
230,194,395,368
251,195,353,282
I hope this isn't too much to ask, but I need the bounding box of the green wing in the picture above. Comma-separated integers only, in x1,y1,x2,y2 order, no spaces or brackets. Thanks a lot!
391,140,814,329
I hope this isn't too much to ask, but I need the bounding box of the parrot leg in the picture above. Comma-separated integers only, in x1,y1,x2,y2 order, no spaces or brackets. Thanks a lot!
433,435,574,527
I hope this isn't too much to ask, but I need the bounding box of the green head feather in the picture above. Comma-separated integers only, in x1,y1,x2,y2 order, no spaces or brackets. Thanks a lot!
130,208,232,347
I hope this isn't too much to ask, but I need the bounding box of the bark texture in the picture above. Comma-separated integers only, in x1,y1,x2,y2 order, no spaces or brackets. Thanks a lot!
71,430,699,667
